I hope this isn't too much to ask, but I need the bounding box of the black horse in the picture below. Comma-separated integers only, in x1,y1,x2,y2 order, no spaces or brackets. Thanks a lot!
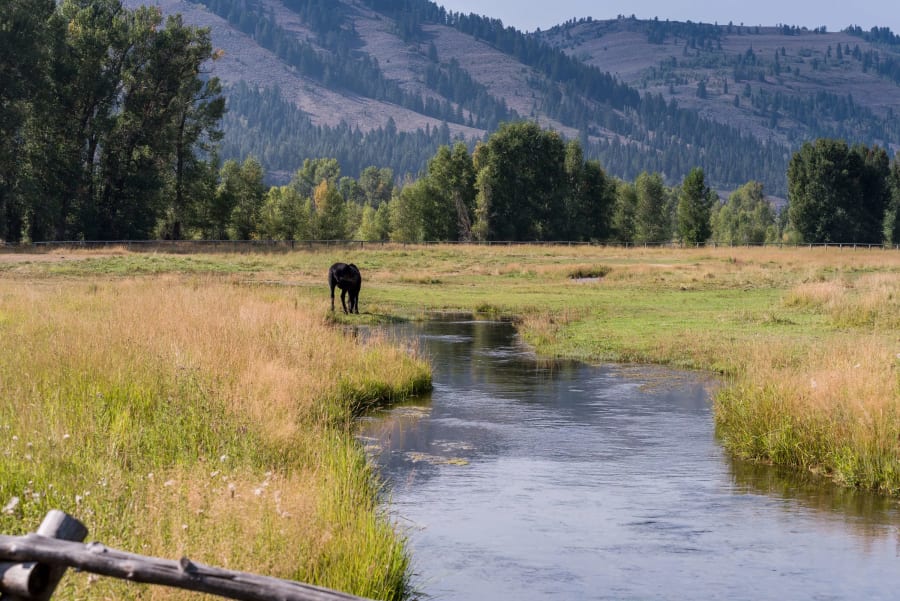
328,262,362,314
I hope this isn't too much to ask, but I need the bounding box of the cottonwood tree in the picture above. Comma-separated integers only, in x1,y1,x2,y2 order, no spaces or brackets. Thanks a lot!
162,17,226,240
634,171,671,243
710,180,776,245
612,180,638,243
425,142,476,241
564,140,616,241
355,203,390,241
291,158,342,200
14,0,225,241
0,0,54,242
258,185,311,240
389,177,427,243
788,139,890,243
473,121,567,241
312,179,347,240
358,166,395,207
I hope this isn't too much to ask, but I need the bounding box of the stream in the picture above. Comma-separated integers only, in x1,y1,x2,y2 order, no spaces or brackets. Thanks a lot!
357,316,900,600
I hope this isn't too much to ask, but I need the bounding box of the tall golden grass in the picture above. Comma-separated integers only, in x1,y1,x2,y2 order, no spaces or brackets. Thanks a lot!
0,275,429,600
716,271,900,493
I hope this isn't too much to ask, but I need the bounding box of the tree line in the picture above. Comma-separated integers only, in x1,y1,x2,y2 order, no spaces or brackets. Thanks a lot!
4,2,899,245
1,0,225,242
99,121,900,247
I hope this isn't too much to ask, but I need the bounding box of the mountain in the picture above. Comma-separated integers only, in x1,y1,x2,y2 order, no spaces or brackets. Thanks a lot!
537,17,900,150
126,0,900,196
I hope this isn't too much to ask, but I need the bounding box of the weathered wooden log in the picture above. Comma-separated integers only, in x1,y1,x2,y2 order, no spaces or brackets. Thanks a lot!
0,510,88,601
0,529,373,601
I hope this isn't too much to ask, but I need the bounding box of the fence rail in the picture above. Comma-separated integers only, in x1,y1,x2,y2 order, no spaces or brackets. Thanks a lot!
0,511,372,601
1,239,897,252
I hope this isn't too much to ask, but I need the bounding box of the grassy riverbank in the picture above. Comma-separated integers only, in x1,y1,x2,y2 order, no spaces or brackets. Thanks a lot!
310,244,898,494
0,270,430,600
1,243,898,599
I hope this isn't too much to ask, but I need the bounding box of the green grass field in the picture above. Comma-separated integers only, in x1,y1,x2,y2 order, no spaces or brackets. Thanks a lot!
1,243,898,599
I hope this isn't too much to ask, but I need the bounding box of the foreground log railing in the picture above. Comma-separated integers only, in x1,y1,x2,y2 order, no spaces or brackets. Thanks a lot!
0,511,372,601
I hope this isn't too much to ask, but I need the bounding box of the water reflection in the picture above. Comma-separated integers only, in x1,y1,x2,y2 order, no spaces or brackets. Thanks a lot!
358,316,900,601
727,456,900,545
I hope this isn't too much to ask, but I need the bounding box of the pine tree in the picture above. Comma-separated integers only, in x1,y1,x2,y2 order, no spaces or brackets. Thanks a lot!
677,167,714,244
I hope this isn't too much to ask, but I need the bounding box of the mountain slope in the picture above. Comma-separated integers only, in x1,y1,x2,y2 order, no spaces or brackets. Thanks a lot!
127,1,900,194
537,17,900,149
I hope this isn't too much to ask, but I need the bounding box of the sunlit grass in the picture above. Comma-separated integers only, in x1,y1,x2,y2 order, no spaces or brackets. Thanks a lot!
0,274,429,600
2,239,900,597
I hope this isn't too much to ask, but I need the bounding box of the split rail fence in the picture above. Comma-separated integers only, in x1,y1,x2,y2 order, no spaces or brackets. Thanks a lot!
0,510,372,601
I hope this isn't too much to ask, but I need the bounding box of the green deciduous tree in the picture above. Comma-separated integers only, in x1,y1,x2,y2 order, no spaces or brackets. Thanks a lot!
711,181,776,245
563,140,616,241
312,179,347,240
162,19,226,240
291,157,341,199
259,185,311,240
634,171,671,243
788,139,889,243
355,203,390,241
473,121,567,241
0,0,54,242
425,142,476,241
389,178,426,243
358,166,395,207
12,0,224,241
612,180,637,243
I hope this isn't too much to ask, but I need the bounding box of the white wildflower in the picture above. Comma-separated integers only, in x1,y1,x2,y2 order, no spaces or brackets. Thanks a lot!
2,497,20,515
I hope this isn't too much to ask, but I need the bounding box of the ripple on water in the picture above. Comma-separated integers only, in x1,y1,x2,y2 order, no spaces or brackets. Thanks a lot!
359,317,900,601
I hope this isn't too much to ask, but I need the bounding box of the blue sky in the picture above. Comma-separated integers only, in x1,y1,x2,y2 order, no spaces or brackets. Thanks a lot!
435,1,899,35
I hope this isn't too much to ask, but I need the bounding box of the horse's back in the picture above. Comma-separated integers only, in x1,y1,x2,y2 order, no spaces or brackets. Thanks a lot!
329,262,361,287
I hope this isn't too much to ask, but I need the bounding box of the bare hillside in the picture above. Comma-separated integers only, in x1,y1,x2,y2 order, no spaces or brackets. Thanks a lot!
125,0,483,137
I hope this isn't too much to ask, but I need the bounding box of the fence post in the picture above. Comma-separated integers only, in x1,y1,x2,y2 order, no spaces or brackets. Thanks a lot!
0,510,88,601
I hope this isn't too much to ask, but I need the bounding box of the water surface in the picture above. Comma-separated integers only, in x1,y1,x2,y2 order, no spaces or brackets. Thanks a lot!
358,317,900,600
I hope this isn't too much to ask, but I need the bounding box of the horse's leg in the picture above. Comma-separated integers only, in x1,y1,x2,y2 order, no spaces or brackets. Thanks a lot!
330,282,336,311
341,288,349,314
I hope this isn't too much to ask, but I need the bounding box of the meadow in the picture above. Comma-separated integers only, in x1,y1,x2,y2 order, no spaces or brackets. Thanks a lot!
0,260,430,600
1,243,898,598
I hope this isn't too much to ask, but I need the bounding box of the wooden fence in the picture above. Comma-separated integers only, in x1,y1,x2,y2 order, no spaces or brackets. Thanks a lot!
8,239,900,252
0,511,372,601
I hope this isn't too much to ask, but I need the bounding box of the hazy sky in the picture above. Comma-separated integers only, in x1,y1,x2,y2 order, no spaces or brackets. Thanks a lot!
434,1,899,35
